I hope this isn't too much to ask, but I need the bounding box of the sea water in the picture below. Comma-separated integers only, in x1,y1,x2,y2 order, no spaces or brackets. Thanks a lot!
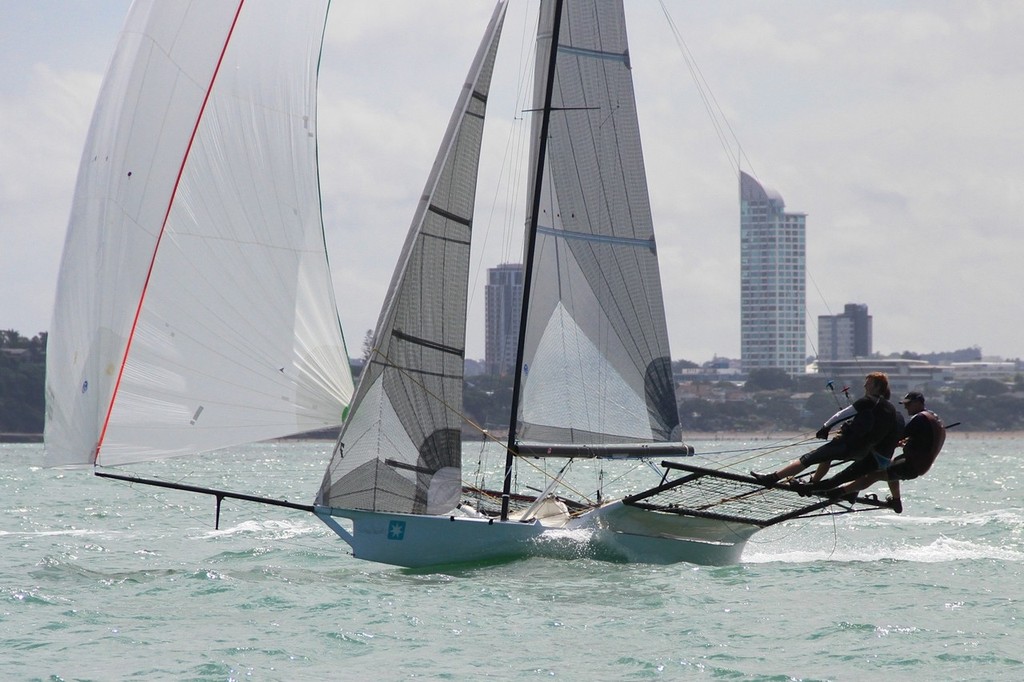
2,436,1022,681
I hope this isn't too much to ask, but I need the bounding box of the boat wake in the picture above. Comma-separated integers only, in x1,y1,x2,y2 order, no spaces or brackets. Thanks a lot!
743,534,1024,564
200,519,322,541
528,527,603,560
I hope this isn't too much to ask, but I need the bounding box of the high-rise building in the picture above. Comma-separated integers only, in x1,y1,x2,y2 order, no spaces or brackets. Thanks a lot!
818,303,872,361
740,171,806,375
485,263,523,376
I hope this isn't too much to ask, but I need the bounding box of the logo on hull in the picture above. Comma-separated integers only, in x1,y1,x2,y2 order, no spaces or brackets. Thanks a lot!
387,520,406,540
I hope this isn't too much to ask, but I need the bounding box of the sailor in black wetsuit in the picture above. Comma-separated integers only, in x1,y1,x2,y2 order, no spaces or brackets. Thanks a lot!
813,391,946,513
751,372,901,486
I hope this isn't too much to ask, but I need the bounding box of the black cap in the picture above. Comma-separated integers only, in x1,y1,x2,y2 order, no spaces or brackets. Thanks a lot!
900,391,925,404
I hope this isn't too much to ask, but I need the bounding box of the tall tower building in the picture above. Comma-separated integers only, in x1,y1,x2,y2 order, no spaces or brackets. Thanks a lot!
485,263,523,376
818,303,872,361
740,171,806,375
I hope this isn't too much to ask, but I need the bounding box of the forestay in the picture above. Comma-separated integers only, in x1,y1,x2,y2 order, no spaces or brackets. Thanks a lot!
516,0,680,449
45,0,353,467
315,3,508,515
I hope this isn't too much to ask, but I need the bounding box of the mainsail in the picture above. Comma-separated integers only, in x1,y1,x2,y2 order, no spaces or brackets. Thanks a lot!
44,0,353,467
514,0,680,450
316,2,508,515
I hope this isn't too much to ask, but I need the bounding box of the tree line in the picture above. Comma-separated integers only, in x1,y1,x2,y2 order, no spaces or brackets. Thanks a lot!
4,330,1023,437
462,368,1024,434
0,330,46,435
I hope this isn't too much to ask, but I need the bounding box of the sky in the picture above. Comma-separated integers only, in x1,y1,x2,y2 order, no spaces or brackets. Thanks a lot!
2,1,1022,363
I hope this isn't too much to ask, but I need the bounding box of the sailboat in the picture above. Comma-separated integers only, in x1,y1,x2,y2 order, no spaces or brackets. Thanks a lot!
47,0,890,570
313,0,776,567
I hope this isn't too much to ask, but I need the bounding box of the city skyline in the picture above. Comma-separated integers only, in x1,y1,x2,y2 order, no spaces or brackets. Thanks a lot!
3,2,1023,362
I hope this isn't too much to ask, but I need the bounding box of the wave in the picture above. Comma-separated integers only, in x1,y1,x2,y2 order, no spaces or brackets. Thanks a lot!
198,518,325,541
743,534,1024,564
0,528,103,538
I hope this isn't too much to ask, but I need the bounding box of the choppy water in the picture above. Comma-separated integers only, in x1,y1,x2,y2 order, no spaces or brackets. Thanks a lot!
3,436,1022,681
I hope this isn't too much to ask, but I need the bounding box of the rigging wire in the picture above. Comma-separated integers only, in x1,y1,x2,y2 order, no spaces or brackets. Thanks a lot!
467,0,536,344
366,345,598,506
372,325,862,513
99,473,344,559
95,454,331,544
658,2,868,382
657,0,750,178
826,511,840,559
695,434,819,471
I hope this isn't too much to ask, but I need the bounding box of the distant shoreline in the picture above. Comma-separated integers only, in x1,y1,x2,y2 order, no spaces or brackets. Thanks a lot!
0,433,42,444
5,429,1016,447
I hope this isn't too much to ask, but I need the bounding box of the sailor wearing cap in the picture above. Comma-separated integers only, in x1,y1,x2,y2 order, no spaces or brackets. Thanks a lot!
815,391,946,513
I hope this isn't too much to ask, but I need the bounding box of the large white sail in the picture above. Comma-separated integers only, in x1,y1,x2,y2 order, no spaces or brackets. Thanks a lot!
44,0,354,467
315,2,508,514
515,0,680,449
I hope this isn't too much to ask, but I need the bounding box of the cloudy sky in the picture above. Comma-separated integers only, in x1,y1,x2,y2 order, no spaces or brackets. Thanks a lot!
2,1,1022,362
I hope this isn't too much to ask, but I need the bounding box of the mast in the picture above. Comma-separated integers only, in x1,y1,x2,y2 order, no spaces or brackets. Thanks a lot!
501,0,564,521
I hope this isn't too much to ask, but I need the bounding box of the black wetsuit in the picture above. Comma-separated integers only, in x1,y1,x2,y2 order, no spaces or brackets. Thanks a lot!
803,397,902,490
887,410,945,481
800,396,901,467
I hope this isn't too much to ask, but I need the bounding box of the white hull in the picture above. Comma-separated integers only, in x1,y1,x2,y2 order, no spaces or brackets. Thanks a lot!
315,507,550,568
566,501,759,566
315,501,758,569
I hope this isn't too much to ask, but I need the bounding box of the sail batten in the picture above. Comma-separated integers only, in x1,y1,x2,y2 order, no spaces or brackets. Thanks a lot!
537,225,655,249
558,45,629,64
390,330,464,357
426,205,473,228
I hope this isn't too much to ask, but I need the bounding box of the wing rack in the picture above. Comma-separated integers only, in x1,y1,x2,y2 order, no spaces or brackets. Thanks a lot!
622,461,893,528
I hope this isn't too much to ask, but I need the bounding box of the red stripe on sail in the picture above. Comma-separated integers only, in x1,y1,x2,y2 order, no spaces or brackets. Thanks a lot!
94,1,247,465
